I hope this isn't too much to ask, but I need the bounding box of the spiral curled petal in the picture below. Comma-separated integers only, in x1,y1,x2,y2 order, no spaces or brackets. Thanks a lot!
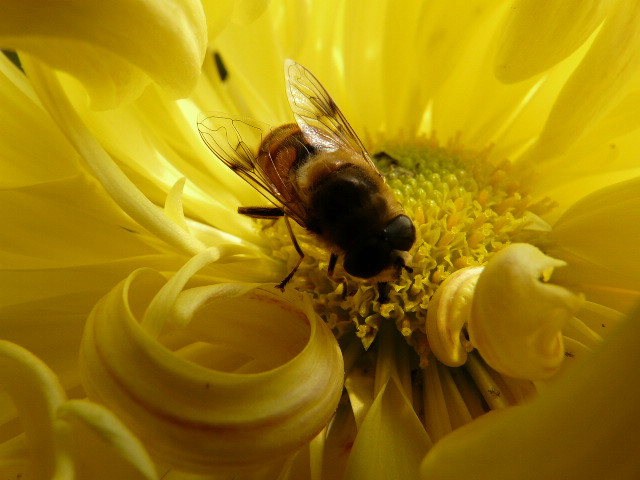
469,243,583,380
79,264,344,472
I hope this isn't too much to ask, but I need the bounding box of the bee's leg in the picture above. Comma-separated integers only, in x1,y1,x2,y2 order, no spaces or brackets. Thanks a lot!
377,282,391,304
238,206,284,219
276,215,304,291
326,253,350,299
327,252,338,277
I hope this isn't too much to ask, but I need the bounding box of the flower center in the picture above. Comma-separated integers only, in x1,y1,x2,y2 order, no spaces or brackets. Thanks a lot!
262,139,556,365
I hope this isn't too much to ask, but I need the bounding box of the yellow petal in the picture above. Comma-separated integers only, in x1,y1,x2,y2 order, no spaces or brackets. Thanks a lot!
320,402,357,480
140,247,252,337
80,266,343,472
383,0,507,138
344,377,431,480
550,249,640,314
0,175,154,269
164,178,190,233
343,320,431,479
0,53,80,188
202,0,269,45
21,56,206,256
550,176,640,282
58,400,156,480
469,244,583,380
530,1,640,160
1,0,207,108
421,303,640,479
202,0,235,44
422,359,474,443
426,266,483,367
494,0,610,83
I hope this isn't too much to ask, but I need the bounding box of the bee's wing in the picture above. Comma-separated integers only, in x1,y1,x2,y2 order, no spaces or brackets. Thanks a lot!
197,112,308,226
284,59,383,177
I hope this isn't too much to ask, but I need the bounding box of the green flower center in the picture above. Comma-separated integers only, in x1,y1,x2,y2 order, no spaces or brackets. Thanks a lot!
262,140,556,365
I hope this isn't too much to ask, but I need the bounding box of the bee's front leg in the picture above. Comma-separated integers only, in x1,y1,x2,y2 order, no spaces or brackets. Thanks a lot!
276,215,304,291
327,252,351,299
377,282,391,304
238,206,285,219
237,207,302,291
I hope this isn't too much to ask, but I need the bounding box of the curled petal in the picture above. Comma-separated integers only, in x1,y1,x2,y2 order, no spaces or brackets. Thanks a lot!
80,266,344,472
421,303,640,480
468,244,583,380
1,0,207,108
426,266,484,367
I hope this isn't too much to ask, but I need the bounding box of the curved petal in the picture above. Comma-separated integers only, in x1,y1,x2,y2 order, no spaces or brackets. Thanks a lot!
550,176,640,282
0,0,207,108
202,0,269,45
80,264,344,472
421,304,640,479
0,341,72,479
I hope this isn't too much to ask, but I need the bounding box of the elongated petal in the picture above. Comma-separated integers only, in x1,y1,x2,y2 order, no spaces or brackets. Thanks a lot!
344,320,431,480
421,304,640,479
0,0,207,108
550,176,640,282
21,56,206,256
495,0,610,83
344,377,431,480
80,264,343,472
0,53,80,188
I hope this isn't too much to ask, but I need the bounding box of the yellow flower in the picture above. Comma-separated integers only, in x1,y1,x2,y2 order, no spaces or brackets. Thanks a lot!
1,0,640,479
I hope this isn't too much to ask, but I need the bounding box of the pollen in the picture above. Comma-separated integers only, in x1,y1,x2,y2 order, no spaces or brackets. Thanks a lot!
262,138,556,365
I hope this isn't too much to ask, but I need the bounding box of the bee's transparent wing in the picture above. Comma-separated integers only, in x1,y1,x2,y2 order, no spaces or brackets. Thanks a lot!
197,112,307,225
284,59,382,177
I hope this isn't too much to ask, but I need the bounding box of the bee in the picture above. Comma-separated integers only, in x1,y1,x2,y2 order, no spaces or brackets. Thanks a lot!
198,60,415,296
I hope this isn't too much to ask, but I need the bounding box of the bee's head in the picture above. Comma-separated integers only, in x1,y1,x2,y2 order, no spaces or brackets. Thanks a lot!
343,215,416,279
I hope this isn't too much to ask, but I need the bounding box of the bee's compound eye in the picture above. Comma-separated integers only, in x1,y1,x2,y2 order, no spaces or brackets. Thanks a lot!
343,239,391,279
384,215,416,251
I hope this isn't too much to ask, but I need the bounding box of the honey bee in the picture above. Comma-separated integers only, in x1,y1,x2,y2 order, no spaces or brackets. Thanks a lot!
198,60,415,295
